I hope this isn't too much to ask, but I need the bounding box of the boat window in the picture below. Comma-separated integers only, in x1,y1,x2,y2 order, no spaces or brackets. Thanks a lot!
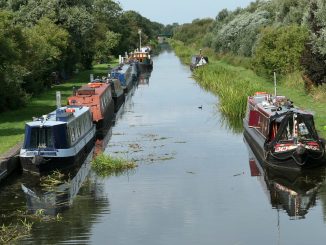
277,115,315,142
28,127,54,149
297,119,314,141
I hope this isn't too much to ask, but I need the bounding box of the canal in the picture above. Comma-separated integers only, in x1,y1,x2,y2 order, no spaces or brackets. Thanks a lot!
2,47,326,244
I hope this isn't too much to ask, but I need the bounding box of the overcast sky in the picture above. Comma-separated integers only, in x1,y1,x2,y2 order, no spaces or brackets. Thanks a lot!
117,0,254,25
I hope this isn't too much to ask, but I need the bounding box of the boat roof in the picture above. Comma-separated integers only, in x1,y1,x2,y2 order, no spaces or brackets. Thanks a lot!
26,106,90,127
111,64,130,74
249,93,313,117
78,82,110,96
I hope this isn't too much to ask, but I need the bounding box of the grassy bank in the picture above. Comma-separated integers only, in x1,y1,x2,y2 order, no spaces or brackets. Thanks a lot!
170,40,326,137
0,62,117,155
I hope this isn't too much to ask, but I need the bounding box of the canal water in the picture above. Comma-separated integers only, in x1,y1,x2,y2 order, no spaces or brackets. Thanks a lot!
2,47,326,244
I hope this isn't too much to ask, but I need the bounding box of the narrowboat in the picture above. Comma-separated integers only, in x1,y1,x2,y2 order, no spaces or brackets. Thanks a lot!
107,78,125,112
20,106,96,174
245,137,325,219
67,80,115,129
190,50,208,71
129,50,153,72
243,92,325,170
110,63,135,93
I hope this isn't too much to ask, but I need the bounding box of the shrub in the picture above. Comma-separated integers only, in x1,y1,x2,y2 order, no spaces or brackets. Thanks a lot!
253,25,309,77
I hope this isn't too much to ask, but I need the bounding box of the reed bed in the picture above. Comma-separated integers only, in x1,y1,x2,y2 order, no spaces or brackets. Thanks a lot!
193,64,264,120
171,39,268,122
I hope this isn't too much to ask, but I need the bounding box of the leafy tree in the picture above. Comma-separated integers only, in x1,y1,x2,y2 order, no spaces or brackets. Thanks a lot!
212,10,271,56
173,18,214,47
22,18,69,92
301,0,326,85
253,25,308,76
0,10,28,111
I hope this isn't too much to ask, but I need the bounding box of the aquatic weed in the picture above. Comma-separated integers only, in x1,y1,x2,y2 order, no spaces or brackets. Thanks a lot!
0,219,33,243
40,170,66,190
92,153,137,177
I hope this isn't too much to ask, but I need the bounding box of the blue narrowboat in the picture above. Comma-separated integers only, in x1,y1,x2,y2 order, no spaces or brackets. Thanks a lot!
110,63,137,93
20,106,96,174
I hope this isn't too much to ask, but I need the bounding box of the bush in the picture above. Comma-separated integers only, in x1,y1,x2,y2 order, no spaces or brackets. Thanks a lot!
253,25,309,77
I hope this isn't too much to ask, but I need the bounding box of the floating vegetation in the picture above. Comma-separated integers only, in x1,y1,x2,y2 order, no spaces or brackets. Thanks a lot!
0,219,33,243
129,143,142,150
1,208,63,243
92,153,137,177
134,153,176,163
40,170,66,191
16,209,62,223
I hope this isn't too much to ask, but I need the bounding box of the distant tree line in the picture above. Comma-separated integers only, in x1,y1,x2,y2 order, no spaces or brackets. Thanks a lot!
171,0,326,86
0,0,163,112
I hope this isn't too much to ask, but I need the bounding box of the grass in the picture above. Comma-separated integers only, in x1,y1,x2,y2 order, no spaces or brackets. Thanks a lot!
92,153,138,177
0,61,118,155
170,40,326,137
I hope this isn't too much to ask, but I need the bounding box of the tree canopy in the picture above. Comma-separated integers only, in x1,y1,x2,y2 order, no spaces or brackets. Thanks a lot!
0,0,164,112
172,0,326,86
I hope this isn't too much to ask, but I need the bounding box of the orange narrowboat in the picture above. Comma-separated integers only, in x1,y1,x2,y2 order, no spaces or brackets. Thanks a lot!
67,81,115,129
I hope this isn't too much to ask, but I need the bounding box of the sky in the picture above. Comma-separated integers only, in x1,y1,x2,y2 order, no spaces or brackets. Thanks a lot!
117,0,255,25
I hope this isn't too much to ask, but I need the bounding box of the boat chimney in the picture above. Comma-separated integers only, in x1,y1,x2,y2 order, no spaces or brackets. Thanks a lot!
138,29,142,51
119,55,122,64
56,91,61,109
274,71,277,97
90,74,94,83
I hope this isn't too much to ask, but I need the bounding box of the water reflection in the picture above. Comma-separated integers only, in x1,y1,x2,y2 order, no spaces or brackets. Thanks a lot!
21,150,94,216
138,72,151,85
245,137,326,219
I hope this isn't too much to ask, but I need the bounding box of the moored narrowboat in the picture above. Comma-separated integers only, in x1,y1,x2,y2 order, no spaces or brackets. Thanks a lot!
20,106,96,174
107,78,125,112
129,50,153,72
190,49,208,71
243,92,325,170
67,81,115,129
110,63,134,93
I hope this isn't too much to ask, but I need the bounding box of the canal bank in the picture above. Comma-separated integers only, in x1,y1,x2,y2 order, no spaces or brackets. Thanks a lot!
2,48,326,244
170,40,326,138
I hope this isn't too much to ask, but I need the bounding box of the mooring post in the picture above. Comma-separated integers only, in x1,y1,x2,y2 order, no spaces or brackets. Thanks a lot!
274,72,277,97
56,91,61,109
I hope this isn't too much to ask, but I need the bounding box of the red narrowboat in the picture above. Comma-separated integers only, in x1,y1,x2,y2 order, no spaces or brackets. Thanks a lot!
243,92,325,170
67,81,115,130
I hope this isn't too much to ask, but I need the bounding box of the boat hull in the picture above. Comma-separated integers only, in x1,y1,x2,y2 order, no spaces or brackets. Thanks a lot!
113,92,125,112
138,61,153,72
95,99,115,130
243,119,325,170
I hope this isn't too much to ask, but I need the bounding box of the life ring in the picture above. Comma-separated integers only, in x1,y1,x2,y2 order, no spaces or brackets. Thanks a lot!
66,108,75,113
255,91,267,95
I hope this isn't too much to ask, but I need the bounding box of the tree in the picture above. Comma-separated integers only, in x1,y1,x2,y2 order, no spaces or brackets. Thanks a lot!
23,18,69,92
0,10,28,111
301,0,326,85
253,25,308,76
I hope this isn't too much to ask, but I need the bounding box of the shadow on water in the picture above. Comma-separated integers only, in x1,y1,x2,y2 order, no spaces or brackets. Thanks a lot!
244,136,326,219
21,150,94,216
138,71,152,86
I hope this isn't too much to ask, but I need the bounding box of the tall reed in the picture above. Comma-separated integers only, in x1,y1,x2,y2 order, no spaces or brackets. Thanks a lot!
193,64,265,120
